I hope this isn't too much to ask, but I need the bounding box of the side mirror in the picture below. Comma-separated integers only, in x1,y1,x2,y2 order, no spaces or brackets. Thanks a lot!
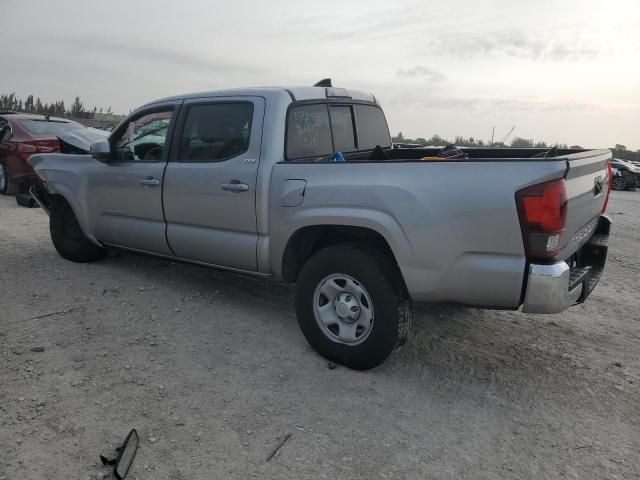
90,140,112,162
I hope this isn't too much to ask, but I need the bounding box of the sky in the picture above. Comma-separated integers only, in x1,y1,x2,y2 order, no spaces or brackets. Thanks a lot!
1,0,639,149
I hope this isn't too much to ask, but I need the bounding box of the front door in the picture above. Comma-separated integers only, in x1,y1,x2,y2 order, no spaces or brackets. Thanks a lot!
162,97,264,270
90,104,178,255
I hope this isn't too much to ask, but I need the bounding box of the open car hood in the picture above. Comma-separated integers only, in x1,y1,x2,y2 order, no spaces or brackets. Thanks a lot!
57,128,109,154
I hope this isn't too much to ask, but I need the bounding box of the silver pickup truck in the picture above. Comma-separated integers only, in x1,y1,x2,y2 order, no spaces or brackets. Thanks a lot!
29,82,612,370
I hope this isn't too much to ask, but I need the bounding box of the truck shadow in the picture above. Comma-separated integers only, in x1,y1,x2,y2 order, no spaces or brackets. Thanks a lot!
106,251,593,394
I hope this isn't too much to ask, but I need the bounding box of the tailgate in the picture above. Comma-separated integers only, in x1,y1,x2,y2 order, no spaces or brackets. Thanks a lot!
560,149,611,260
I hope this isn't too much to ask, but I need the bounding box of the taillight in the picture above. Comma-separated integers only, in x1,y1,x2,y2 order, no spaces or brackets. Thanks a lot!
17,141,59,160
18,143,37,154
601,161,613,213
36,144,56,153
516,178,568,262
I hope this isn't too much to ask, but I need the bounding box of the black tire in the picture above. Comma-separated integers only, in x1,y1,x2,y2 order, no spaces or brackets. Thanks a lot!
50,196,107,263
295,245,413,370
0,163,18,195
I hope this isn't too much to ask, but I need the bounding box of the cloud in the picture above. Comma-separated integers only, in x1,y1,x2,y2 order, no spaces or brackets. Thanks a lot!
387,94,606,114
51,35,269,76
423,30,599,61
396,65,445,82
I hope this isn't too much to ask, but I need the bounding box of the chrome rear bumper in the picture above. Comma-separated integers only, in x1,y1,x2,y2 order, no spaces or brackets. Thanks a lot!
522,215,611,314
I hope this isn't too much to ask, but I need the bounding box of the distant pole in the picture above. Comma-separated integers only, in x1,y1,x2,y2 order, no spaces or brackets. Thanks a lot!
491,126,495,145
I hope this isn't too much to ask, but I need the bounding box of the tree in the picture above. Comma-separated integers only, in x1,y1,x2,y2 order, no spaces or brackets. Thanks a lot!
70,95,85,115
511,137,534,148
55,100,66,116
35,97,43,113
24,95,34,112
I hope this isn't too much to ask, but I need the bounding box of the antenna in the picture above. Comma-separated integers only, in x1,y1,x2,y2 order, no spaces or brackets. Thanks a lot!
313,78,332,87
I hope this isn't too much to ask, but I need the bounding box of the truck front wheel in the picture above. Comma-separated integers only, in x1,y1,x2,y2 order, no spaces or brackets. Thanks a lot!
50,197,107,263
295,245,413,370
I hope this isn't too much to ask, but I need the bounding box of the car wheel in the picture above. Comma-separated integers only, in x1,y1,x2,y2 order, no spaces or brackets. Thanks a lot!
295,245,413,370
0,163,18,195
50,196,107,263
612,176,626,191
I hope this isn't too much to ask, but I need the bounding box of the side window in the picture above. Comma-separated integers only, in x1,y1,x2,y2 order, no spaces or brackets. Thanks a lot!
112,110,174,162
0,119,10,141
329,106,356,151
179,103,253,162
354,105,391,150
286,104,333,160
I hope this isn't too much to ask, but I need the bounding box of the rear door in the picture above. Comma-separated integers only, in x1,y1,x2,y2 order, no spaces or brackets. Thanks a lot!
89,103,178,254
163,96,264,270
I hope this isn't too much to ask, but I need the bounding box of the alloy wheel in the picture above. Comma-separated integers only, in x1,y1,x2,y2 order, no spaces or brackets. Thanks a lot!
612,177,626,190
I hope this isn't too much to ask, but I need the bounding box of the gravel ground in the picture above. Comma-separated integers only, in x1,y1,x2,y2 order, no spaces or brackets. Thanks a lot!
0,191,638,480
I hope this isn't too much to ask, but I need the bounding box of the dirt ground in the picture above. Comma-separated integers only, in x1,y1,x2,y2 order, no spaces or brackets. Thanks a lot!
0,191,638,480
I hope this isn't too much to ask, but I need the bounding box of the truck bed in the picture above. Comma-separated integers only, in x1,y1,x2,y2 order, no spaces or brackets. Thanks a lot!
344,147,592,162
270,148,611,308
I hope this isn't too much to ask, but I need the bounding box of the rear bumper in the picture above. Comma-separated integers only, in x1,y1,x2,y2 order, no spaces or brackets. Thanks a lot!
522,215,611,314
4,156,37,183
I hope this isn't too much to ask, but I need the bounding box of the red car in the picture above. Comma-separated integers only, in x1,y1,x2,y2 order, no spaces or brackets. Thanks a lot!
0,113,84,195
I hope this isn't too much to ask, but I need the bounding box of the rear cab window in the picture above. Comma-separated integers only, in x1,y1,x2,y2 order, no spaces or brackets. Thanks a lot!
286,102,390,161
354,104,391,150
286,104,333,160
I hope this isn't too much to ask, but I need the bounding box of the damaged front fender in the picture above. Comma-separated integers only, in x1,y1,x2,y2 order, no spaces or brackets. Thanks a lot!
57,127,109,154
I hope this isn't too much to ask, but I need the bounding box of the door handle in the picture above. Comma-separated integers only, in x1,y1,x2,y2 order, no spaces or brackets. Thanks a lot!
140,177,160,187
221,181,249,192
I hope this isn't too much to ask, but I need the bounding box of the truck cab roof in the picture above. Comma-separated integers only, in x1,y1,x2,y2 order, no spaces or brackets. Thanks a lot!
142,85,377,110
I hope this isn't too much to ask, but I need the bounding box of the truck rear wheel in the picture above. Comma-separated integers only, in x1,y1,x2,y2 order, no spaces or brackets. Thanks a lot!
295,245,413,370
50,197,107,263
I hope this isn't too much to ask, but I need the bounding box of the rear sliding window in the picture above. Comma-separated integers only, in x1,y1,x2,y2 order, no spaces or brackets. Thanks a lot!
17,119,83,135
286,103,390,160
330,105,356,151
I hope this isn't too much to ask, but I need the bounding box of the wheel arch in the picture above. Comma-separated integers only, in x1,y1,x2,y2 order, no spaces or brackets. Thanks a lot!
281,224,407,291
47,185,101,247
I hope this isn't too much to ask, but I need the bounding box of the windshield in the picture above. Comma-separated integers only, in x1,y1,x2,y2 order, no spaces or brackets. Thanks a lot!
17,119,84,135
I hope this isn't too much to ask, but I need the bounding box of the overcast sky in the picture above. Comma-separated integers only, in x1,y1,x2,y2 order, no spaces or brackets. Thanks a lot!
1,0,638,148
